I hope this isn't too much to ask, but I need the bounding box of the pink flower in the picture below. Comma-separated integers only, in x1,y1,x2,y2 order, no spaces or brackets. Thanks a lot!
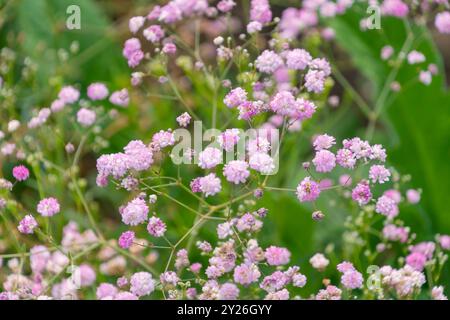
198,147,222,169
312,150,336,172
255,50,283,74
218,283,239,300
435,12,450,34
223,160,250,184
96,283,118,299
381,45,394,60
296,177,321,202
341,270,363,289
375,195,399,218
309,253,329,271
176,112,191,127
109,89,129,107
77,108,96,127
406,189,421,204
438,235,450,250
304,70,326,93
118,231,135,249
58,86,80,104
18,215,38,234
128,16,145,34
147,216,167,237
120,197,149,226
143,25,165,43
233,263,261,285
265,246,290,266
224,87,247,108
313,134,336,151
217,0,236,13
218,129,240,152
337,261,355,273
270,91,296,116
407,50,426,65
130,272,155,297
199,173,222,197
369,165,391,184
12,165,30,181
406,252,427,271
250,0,272,24
249,152,275,174
381,0,409,18
87,83,109,100
285,48,312,70
37,197,60,217
352,181,372,206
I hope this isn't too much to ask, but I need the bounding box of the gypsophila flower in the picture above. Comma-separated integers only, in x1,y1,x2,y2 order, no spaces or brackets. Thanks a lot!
405,252,427,271
198,173,222,197
160,271,179,287
198,147,222,169
18,215,38,234
77,108,96,127
352,181,372,206
37,197,60,217
223,160,250,184
369,165,391,184
285,48,312,70
118,231,135,249
87,82,109,100
312,149,336,172
375,195,399,219
233,263,261,285
147,216,167,237
341,270,363,289
255,50,283,73
296,177,321,202
265,246,290,266
130,272,155,297
109,88,129,107
218,128,240,152
407,50,426,65
431,286,448,300
58,86,80,104
406,189,420,204
249,152,275,174
176,112,191,127
96,283,118,299
224,87,247,108
129,16,145,33
175,249,190,270
12,165,30,181
435,12,450,34
309,253,329,271
120,197,149,226
218,283,239,300
313,134,336,151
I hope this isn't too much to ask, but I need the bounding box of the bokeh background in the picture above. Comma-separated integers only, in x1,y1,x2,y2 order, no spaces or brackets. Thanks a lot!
1,0,449,297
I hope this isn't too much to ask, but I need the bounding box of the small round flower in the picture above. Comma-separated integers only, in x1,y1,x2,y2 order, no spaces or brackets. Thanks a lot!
198,147,222,169
336,148,356,169
233,263,261,285
435,12,450,34
18,215,38,234
312,150,336,173
76,108,96,127
313,134,336,151
224,87,247,108
369,165,391,184
265,246,290,266
120,197,149,226
130,272,155,297
77,264,96,287
143,25,165,43
118,231,135,249
269,91,296,116
217,128,240,152
124,140,154,171
223,160,250,184
309,253,329,271
304,69,326,93
431,286,448,300
218,283,239,300
438,235,450,250
129,16,145,33
114,292,138,300
147,216,167,237
58,86,80,104
285,48,312,70
296,177,321,202
162,42,177,54
109,89,129,107
292,273,307,287
160,271,179,287
37,197,60,217
337,261,355,273
96,283,118,299
351,181,372,206
405,252,427,271
87,82,109,100
12,165,30,181
249,152,275,174
375,195,399,218
247,21,262,33
199,173,222,197
341,270,363,289
407,50,426,65
381,45,394,60
406,189,420,204
255,50,283,73
419,70,432,85
217,0,236,13
176,112,191,127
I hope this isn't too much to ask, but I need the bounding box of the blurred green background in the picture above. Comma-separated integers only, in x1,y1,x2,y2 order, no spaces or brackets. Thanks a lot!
1,0,449,296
